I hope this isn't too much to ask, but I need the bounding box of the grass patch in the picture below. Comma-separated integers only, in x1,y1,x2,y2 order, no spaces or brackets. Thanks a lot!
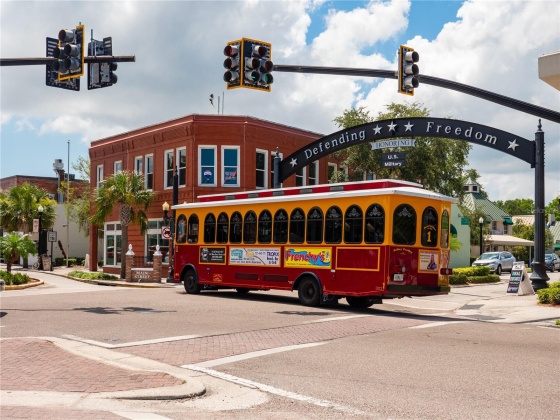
68,271,119,281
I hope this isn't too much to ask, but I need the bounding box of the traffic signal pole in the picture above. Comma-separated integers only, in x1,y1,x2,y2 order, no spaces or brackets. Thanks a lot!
0,56,136,66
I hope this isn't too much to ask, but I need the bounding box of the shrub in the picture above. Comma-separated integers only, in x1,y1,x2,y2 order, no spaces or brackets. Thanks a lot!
0,270,30,286
536,282,560,305
466,274,500,284
55,258,79,267
68,271,118,280
454,266,491,277
449,273,468,285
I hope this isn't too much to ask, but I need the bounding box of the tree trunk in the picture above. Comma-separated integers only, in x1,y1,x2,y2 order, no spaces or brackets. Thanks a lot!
120,225,128,279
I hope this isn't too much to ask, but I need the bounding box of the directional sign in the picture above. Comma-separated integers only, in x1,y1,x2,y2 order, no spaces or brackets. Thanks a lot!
161,226,171,239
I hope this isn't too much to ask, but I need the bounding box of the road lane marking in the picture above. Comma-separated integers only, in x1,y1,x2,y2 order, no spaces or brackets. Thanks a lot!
112,412,173,420
303,314,372,323
189,342,326,368
63,334,200,348
184,364,367,415
410,321,468,329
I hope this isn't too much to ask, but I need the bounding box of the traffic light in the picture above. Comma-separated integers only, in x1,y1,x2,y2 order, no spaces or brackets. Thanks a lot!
398,45,419,96
223,41,241,89
54,24,85,81
88,37,117,90
241,38,273,91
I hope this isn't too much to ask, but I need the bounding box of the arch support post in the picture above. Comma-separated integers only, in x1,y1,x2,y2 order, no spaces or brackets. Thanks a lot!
530,121,549,290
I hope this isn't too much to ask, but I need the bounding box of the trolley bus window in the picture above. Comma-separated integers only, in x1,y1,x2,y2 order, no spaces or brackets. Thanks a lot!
217,212,229,243
176,215,187,244
204,213,216,243
273,209,288,243
393,204,416,245
289,208,305,243
307,207,323,244
325,206,342,244
440,210,450,248
421,207,438,247
243,211,257,244
364,204,384,244
344,205,363,244
230,211,242,244
258,210,272,243
188,214,199,243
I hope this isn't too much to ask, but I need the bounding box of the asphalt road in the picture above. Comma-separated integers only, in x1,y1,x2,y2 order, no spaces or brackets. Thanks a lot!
1,272,558,419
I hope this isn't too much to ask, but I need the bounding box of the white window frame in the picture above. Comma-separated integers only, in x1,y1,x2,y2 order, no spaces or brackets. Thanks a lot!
177,147,186,187
96,164,104,188
146,219,169,265
327,163,337,183
134,156,142,175
221,146,240,187
295,166,307,187
113,160,122,175
164,149,174,189
198,145,217,187
271,151,283,188
145,154,154,190
308,161,318,185
104,222,122,267
256,149,268,189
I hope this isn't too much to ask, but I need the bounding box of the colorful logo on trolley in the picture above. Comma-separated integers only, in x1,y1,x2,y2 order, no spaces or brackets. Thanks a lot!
285,248,331,269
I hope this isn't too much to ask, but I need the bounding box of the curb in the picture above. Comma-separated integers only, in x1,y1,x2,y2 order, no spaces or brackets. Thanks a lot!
4,279,44,290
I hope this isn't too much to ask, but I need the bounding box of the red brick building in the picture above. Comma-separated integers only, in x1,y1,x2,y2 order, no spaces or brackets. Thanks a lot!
88,114,343,276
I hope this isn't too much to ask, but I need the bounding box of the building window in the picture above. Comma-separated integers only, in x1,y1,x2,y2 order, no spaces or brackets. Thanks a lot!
104,222,122,267
164,150,174,189
296,166,306,187
308,161,318,185
146,220,169,264
270,151,283,188
327,163,337,183
145,154,153,190
114,161,122,175
96,165,104,188
222,146,239,187
256,149,268,189
177,147,186,187
134,157,142,175
199,146,216,186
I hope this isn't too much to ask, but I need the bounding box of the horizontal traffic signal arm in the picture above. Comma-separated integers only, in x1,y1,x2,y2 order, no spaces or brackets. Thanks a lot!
272,64,560,124
1,56,135,66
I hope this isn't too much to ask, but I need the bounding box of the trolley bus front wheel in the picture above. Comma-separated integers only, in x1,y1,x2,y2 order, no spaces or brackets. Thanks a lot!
298,277,321,307
183,269,201,294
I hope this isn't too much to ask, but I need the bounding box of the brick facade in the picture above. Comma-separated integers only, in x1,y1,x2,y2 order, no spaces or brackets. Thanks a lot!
89,114,341,276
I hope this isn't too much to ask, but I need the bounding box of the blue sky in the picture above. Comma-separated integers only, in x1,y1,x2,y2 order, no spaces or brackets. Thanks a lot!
1,0,558,204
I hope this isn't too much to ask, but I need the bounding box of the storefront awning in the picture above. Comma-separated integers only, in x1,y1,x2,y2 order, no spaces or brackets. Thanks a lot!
503,217,513,225
486,234,534,246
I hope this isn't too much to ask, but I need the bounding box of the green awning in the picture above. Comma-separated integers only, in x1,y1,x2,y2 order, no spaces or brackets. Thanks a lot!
504,217,513,225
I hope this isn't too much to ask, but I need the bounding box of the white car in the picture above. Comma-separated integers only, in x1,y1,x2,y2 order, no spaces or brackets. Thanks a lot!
472,251,516,275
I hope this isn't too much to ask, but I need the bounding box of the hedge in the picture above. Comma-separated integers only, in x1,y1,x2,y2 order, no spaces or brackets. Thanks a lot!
536,282,560,305
0,270,30,285
68,271,118,280
449,266,499,285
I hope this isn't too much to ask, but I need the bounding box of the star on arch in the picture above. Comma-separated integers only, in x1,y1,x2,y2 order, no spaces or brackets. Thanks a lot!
387,121,397,132
508,139,519,151
290,158,298,167
404,121,414,131
372,125,382,135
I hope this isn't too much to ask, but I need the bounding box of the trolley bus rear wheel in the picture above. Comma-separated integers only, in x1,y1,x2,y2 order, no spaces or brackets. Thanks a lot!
298,277,321,307
346,296,376,308
183,269,201,294
236,288,250,294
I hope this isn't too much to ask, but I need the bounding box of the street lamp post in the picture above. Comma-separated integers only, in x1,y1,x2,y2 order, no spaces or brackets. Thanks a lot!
162,201,174,282
38,205,44,270
479,216,484,257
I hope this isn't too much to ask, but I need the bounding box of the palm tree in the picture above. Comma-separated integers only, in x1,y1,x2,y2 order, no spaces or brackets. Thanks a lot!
0,232,37,273
90,171,154,279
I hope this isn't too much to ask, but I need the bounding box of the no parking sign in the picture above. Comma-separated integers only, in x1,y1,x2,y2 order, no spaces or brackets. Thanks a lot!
161,226,171,239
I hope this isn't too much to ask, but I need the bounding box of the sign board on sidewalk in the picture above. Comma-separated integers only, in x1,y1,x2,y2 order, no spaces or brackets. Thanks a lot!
507,262,534,295
42,256,52,271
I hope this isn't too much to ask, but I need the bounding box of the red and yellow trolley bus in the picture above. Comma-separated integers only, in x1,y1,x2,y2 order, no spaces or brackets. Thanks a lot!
171,179,455,308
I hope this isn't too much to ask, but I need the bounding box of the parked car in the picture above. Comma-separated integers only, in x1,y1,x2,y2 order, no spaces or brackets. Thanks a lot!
472,251,516,275
532,253,560,272
0,278,5,291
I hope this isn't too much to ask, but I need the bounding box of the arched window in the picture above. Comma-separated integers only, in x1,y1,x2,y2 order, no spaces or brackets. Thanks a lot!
344,205,362,244
258,210,272,243
243,210,257,244
273,209,288,244
216,212,229,244
440,210,450,248
324,206,342,244
187,214,199,243
229,211,242,244
289,208,305,243
203,213,216,244
393,204,416,245
307,207,323,244
364,204,384,244
176,214,187,244
421,207,438,247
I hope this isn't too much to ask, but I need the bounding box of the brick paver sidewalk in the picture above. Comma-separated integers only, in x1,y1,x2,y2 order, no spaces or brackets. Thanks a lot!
0,338,183,392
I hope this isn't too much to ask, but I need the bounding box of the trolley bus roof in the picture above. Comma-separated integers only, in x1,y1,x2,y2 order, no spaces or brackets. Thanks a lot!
172,179,458,210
